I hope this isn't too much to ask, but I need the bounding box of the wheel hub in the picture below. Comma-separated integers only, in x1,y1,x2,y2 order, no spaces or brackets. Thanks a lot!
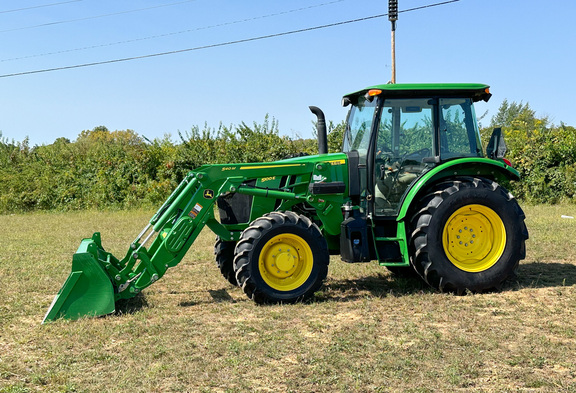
267,244,298,279
259,234,313,291
443,204,506,272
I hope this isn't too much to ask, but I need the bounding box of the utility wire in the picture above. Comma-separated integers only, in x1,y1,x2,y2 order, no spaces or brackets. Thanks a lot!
0,0,81,14
0,0,82,14
0,0,198,33
1,0,347,63
0,0,460,79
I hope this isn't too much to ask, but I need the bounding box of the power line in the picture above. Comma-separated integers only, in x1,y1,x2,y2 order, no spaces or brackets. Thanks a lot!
0,0,198,33
0,0,460,79
1,0,347,63
0,0,82,14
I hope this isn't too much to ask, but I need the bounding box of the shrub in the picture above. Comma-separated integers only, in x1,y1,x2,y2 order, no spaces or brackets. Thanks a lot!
482,101,576,203
0,118,320,213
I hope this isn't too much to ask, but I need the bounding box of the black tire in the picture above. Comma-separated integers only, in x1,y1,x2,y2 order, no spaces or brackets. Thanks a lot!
214,237,238,286
410,177,528,293
234,211,329,304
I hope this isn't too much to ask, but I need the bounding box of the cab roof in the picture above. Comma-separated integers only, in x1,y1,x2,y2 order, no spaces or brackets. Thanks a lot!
343,83,491,104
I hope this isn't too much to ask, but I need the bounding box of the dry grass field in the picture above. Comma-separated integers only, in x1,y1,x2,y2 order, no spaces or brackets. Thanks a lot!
1,205,575,392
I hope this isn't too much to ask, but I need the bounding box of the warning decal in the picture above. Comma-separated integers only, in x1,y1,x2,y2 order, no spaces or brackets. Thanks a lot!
188,203,203,219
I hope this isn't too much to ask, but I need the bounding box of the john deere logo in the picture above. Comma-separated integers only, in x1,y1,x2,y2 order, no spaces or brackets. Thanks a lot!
203,189,215,199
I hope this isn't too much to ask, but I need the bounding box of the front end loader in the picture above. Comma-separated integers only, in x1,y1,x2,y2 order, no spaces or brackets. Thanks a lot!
44,83,528,323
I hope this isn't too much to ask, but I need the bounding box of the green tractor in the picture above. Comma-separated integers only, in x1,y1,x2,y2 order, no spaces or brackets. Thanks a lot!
44,83,528,322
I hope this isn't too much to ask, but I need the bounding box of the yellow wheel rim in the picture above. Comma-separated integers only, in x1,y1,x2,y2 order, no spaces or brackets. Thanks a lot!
442,204,506,272
258,233,313,291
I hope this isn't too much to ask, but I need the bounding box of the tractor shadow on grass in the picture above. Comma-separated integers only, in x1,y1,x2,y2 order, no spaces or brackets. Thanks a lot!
207,288,236,303
115,262,576,311
115,293,149,315
178,288,244,307
114,289,241,312
318,272,433,303
506,261,576,290
320,261,576,303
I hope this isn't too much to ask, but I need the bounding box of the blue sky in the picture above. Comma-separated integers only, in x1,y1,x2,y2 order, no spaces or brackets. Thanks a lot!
1,0,574,146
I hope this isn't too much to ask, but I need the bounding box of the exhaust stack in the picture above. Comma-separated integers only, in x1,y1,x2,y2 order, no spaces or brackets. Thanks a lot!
309,106,328,155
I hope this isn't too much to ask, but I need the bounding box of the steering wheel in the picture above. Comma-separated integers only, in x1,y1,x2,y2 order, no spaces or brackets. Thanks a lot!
402,148,431,162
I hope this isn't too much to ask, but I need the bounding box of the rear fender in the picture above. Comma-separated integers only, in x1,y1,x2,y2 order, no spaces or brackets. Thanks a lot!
397,158,520,222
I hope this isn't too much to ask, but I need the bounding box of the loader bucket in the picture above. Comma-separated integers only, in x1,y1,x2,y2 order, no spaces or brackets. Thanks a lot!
43,235,116,323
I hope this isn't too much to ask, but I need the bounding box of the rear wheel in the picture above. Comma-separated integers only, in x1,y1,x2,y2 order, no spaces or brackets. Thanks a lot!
410,177,528,293
214,237,238,286
234,211,329,304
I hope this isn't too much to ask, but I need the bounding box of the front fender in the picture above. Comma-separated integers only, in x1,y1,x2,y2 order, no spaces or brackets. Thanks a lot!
397,158,520,221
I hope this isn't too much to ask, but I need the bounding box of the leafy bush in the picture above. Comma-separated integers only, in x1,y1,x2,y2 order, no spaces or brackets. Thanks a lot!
482,100,576,203
0,117,327,213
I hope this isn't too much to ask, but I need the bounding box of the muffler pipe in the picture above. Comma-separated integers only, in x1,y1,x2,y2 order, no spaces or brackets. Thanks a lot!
309,106,328,155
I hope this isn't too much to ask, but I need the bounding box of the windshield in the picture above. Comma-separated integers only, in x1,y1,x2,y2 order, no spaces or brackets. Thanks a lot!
343,96,377,208
343,96,377,155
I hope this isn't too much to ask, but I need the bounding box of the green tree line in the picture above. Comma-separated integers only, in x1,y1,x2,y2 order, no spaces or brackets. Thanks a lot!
480,101,576,204
0,116,344,213
1,103,575,214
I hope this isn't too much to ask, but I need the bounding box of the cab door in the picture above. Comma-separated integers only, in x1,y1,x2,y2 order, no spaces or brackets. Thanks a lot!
373,98,436,216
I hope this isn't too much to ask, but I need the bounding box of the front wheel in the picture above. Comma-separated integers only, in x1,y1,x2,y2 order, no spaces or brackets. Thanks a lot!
234,211,329,304
410,177,528,293
214,237,238,286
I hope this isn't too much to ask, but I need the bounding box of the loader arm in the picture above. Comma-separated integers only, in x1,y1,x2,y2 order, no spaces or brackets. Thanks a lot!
44,155,348,322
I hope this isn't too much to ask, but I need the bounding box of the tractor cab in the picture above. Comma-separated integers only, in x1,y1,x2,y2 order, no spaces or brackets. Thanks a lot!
342,83,491,216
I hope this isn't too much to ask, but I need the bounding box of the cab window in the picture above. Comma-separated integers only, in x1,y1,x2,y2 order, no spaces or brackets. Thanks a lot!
439,98,483,159
374,98,434,215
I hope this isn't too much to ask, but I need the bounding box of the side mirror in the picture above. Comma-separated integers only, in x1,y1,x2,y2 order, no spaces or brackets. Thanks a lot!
486,127,507,159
